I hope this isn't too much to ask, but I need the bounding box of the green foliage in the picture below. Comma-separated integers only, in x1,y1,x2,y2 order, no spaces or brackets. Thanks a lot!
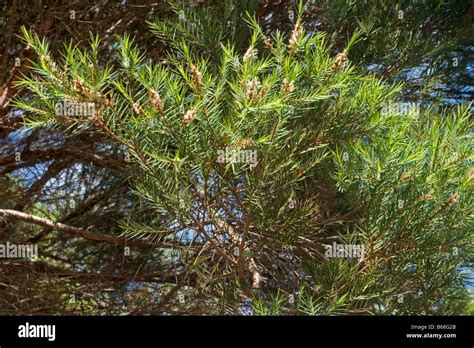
148,0,261,59
14,1,473,315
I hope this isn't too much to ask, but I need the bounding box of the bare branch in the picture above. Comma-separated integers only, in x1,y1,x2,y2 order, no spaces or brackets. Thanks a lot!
0,209,153,248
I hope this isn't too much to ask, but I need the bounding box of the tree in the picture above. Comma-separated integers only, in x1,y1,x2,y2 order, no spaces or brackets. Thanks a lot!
8,0,472,316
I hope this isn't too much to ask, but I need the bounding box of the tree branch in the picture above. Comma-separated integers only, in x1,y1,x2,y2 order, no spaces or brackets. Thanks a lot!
0,209,153,248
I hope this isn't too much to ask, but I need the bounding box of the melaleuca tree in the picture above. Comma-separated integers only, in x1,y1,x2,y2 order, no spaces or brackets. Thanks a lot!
12,1,473,315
